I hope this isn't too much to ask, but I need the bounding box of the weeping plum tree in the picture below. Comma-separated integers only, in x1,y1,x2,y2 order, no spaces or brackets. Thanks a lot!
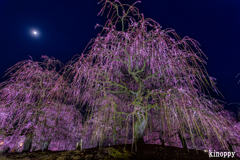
60,0,235,152
146,105,239,151
0,56,82,152
82,100,134,148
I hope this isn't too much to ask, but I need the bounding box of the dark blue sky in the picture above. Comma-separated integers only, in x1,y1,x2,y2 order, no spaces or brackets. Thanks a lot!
0,0,240,117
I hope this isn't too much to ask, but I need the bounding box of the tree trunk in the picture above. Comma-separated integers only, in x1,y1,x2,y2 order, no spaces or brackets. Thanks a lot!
113,134,116,146
159,131,165,147
177,131,188,150
42,139,51,151
113,112,117,146
134,136,144,145
2,147,10,154
22,132,33,152
133,113,147,151
31,146,36,152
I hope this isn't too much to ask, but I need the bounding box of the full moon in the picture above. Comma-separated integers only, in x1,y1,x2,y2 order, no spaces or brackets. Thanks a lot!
29,29,40,37
32,30,38,35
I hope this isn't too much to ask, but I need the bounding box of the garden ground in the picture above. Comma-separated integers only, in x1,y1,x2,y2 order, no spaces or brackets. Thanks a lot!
1,143,239,160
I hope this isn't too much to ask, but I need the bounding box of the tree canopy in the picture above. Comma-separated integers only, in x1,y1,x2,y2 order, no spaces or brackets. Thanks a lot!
61,0,236,152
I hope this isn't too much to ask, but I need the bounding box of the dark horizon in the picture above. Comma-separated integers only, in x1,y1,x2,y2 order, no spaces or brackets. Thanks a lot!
0,0,240,118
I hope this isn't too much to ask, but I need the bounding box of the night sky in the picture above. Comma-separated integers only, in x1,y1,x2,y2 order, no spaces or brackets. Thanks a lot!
0,0,240,118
